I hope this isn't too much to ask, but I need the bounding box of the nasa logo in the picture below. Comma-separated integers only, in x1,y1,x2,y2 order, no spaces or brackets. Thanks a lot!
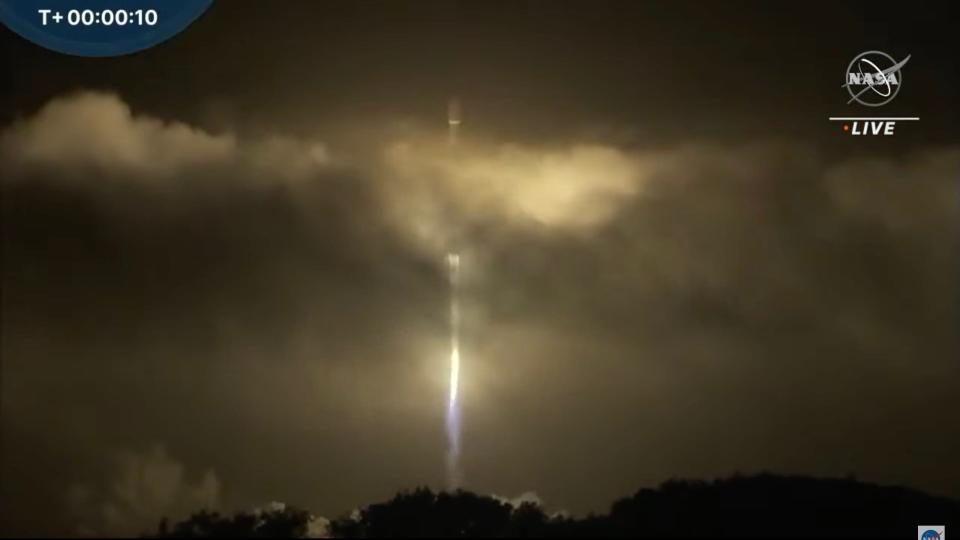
829,50,919,136
918,526,945,540
842,50,910,107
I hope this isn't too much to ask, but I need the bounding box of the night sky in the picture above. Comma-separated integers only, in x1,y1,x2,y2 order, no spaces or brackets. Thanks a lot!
1,1,958,536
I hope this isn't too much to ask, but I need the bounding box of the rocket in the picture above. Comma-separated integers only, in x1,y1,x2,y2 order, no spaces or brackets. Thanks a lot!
448,97,461,145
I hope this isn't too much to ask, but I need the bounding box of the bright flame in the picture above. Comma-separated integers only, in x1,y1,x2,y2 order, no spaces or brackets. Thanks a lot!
447,253,461,413
445,252,462,489
448,346,460,409
445,343,462,490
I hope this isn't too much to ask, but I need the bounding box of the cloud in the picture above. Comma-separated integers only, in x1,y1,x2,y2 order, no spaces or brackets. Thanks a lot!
306,515,333,538
2,92,235,178
379,137,646,247
1,91,329,183
824,148,960,232
66,446,220,537
493,491,543,508
2,91,649,249
250,502,331,538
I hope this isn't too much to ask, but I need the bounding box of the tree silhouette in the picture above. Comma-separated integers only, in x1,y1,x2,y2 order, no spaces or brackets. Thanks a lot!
329,487,515,538
153,474,960,538
153,506,311,538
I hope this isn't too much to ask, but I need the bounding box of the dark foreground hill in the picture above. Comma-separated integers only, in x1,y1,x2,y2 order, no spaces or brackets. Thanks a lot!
152,473,958,538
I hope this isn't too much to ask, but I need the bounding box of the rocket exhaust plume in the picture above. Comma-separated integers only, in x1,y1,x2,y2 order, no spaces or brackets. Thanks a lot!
445,97,464,490
446,252,462,490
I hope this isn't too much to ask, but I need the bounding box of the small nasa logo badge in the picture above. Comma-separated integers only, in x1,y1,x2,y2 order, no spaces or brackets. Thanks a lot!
918,525,945,540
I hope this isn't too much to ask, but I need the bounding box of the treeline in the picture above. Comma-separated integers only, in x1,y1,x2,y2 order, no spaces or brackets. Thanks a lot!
151,473,959,538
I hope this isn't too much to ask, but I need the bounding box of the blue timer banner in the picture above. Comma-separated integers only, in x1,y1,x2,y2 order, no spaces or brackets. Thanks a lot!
0,0,213,57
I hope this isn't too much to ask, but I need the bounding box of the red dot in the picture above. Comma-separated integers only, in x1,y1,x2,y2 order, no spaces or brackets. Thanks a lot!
843,124,849,131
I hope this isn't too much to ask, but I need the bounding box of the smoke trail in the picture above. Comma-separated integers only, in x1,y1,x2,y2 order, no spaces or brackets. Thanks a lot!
446,252,462,489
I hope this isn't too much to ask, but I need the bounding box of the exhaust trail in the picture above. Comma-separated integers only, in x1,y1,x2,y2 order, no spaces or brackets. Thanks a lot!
446,252,462,490
445,97,463,490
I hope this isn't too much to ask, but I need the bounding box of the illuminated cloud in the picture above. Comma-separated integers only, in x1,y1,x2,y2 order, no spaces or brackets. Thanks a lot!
2,92,647,249
378,136,647,249
67,446,220,537
1,91,329,183
493,491,543,508
1,92,235,178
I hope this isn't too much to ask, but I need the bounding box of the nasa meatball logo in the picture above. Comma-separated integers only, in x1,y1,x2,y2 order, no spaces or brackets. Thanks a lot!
829,50,918,136
918,526,945,540
842,50,910,107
